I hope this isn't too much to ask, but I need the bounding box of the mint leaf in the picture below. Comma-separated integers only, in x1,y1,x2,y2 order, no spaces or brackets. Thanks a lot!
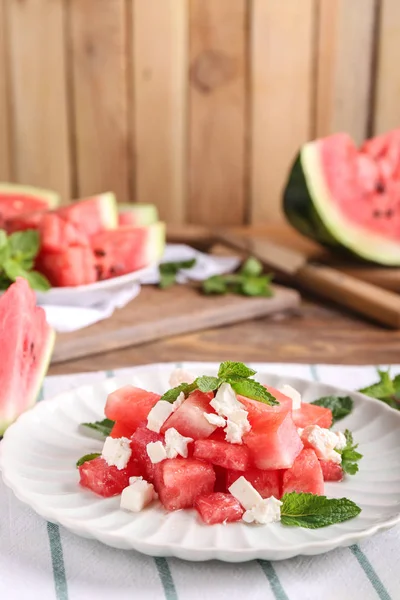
81,418,115,437
240,256,263,277
196,376,221,393
76,453,101,467
311,395,353,425
8,229,40,259
202,275,228,294
159,271,177,289
281,492,361,528
159,259,196,289
338,429,363,475
229,378,279,406
2,259,28,281
24,270,51,291
218,361,257,379
161,381,197,403
241,276,273,297
359,369,394,399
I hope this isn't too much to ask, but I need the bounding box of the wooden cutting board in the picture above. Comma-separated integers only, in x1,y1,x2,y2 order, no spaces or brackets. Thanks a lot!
52,284,300,364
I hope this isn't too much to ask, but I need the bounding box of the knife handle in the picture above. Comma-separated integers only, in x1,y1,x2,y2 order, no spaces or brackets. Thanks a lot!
296,263,400,328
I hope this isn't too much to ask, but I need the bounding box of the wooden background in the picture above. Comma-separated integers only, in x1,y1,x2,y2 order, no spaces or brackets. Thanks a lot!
0,0,398,225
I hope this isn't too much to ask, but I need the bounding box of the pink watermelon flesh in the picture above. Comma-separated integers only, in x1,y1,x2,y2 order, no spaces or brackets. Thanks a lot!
320,460,343,482
282,448,324,496
193,439,250,471
56,193,118,237
0,184,59,228
160,390,216,439
154,457,216,511
0,278,55,434
105,386,161,431
292,403,333,429
195,492,244,524
79,455,142,497
130,425,164,483
226,468,281,499
39,213,89,251
36,245,97,287
110,420,135,439
5,210,46,234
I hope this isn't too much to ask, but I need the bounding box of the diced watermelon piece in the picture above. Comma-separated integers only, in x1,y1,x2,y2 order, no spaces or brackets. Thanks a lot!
241,395,303,469
161,390,216,440
105,386,161,431
292,403,333,429
110,421,134,439
282,449,324,496
154,458,216,511
78,456,142,497
213,466,227,492
193,439,250,471
195,492,244,525
39,213,89,251
320,460,344,482
36,245,97,287
226,468,281,499
130,425,164,483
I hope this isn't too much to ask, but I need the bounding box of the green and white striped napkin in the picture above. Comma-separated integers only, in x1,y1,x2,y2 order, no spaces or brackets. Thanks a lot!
0,364,398,600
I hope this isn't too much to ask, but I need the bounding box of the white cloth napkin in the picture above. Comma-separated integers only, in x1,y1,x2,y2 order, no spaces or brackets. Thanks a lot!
0,363,398,600
41,245,240,333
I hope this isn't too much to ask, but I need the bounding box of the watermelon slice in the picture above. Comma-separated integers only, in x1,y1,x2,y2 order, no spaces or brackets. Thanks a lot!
282,448,324,496
0,278,55,434
284,130,400,265
118,203,158,227
91,222,165,279
36,245,97,287
195,493,244,524
56,192,118,237
79,455,142,497
5,209,46,234
226,468,281,499
0,183,59,228
105,386,161,431
39,213,89,251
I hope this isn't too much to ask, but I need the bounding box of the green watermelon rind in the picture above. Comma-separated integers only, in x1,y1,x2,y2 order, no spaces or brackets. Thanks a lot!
284,142,400,266
0,183,60,209
118,203,158,226
146,221,166,262
98,192,118,229
0,327,56,436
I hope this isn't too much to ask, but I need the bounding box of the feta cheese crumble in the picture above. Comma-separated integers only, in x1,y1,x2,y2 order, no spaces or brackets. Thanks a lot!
169,368,196,388
210,383,251,444
164,428,193,458
120,476,156,512
147,401,175,433
228,476,263,510
101,436,132,470
146,441,167,464
280,384,302,410
301,425,342,464
242,496,282,525
203,413,226,428
210,383,245,417
335,430,347,451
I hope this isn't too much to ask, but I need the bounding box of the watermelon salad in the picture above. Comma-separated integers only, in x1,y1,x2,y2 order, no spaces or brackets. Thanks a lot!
78,362,362,528
0,183,165,288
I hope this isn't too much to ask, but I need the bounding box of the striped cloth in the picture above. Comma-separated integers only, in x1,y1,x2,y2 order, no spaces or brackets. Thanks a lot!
0,363,399,600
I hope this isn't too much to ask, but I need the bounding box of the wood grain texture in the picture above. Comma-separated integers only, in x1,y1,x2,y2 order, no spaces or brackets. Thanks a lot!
373,0,400,134
0,0,10,180
188,0,247,226
53,284,300,364
7,0,71,198
69,0,129,202
250,0,315,223
133,0,187,222
316,0,376,144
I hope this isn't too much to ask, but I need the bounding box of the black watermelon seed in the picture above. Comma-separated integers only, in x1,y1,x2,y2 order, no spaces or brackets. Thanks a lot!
375,181,385,193
373,210,381,218
94,249,106,257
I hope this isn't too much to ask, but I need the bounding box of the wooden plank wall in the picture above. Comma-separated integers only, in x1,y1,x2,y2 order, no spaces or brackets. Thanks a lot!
0,0,393,224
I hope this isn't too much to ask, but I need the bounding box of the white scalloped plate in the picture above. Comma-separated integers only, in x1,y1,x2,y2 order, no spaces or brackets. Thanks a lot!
1,362,400,562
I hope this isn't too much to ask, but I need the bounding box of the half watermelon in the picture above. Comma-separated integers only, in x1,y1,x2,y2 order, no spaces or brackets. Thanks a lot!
0,183,59,228
0,278,55,434
283,130,400,265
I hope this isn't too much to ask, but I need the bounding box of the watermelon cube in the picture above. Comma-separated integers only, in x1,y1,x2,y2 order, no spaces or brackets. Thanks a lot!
110,420,135,439
282,449,324,496
130,426,164,483
105,386,161,431
213,465,227,492
292,403,333,429
154,458,216,511
195,493,244,525
241,397,303,470
161,390,217,440
320,460,344,482
226,468,281,499
78,456,142,497
193,439,250,471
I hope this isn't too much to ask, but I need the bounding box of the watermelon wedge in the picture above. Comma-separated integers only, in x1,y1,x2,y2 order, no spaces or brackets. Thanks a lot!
0,278,55,434
118,203,158,227
284,130,400,265
0,183,59,228
56,192,118,237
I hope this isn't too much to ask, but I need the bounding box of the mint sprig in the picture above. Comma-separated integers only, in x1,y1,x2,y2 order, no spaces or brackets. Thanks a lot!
81,418,115,437
160,361,279,406
202,257,273,297
76,452,101,467
281,492,361,528
311,395,353,425
338,430,363,475
159,258,196,289
0,229,50,291
359,368,400,410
